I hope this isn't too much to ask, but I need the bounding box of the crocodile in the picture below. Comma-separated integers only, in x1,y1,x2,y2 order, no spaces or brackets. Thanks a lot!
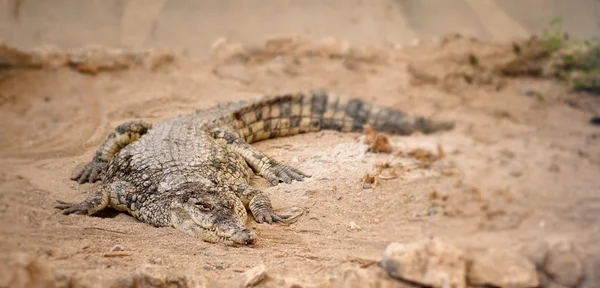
56,91,453,246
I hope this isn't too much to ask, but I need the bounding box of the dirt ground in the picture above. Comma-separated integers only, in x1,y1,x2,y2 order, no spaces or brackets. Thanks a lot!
0,34,599,287
1,2,600,287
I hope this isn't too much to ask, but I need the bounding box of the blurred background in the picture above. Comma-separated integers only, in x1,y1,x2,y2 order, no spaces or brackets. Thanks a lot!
1,0,599,57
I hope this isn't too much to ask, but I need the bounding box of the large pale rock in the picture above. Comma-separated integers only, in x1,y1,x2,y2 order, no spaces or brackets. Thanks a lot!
241,265,267,288
0,253,58,288
543,241,584,287
467,248,539,288
321,267,407,288
378,238,467,288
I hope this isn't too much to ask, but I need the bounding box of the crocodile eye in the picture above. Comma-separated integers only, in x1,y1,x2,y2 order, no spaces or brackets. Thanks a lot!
220,200,232,209
194,202,213,211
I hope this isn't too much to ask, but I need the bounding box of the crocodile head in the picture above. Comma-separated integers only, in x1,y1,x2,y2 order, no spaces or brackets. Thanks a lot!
169,185,255,246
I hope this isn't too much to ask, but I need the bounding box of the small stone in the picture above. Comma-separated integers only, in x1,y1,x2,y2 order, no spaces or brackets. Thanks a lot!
521,88,535,96
334,194,342,200
510,170,523,177
291,157,299,163
215,262,224,270
543,241,584,287
306,190,317,196
241,264,267,288
467,248,539,288
378,238,467,288
204,252,212,257
148,258,162,265
428,204,437,216
348,221,361,231
203,265,214,271
110,245,123,252
276,206,304,223
363,183,372,189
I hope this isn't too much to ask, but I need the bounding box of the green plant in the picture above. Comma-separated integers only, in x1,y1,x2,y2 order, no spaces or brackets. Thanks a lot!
540,17,566,52
539,18,600,95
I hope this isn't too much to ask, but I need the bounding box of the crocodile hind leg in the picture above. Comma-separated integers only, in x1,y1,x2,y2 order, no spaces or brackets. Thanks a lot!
55,187,110,215
55,181,134,215
72,120,152,184
213,129,311,186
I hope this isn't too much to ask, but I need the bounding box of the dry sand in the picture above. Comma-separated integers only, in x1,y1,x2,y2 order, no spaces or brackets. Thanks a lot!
0,1,599,287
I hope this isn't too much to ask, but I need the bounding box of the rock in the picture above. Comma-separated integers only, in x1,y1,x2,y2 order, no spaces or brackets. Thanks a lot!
110,245,123,252
324,266,401,288
543,241,584,287
1,253,58,288
467,248,539,288
215,262,225,270
241,264,267,288
378,238,467,288
539,273,570,288
334,194,342,200
143,50,174,71
580,250,600,288
363,183,372,189
519,241,549,267
348,222,361,231
203,265,214,271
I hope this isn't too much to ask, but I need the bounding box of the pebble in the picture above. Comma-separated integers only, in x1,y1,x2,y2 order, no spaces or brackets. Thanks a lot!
203,265,214,271
109,245,123,252
204,252,212,257
363,183,372,189
348,221,361,231
521,88,535,96
334,194,342,200
510,170,523,177
148,258,162,265
215,262,224,270
428,204,437,216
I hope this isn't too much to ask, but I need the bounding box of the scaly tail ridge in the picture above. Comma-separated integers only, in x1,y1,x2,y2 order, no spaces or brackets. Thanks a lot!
220,90,453,144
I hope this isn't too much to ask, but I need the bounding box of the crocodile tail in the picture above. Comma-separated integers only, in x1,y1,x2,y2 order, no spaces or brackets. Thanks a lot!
227,90,454,144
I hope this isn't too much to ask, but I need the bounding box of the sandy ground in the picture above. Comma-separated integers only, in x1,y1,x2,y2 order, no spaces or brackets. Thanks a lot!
0,35,599,287
1,1,600,287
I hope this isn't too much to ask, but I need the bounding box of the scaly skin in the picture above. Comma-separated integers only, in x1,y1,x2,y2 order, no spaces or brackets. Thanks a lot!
56,90,453,246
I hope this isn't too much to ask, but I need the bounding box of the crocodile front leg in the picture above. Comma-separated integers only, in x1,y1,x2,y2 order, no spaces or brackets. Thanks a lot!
219,182,288,224
212,129,311,186
73,120,152,184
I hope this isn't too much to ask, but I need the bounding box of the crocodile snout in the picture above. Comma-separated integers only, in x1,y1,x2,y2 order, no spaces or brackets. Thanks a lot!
231,229,256,245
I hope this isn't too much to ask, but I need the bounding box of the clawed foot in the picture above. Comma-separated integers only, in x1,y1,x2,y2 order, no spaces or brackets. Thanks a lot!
253,208,291,224
263,163,311,186
71,160,107,184
54,200,90,215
